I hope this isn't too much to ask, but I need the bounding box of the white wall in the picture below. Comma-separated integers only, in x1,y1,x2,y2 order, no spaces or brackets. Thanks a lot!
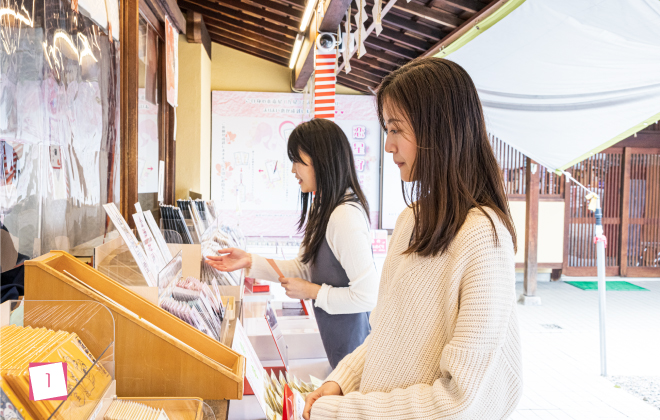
510,201,565,264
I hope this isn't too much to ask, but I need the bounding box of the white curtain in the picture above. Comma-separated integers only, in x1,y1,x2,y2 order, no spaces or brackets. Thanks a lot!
446,0,660,171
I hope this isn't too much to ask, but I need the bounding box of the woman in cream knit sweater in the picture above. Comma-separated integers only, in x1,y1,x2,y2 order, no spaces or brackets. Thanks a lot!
304,58,523,419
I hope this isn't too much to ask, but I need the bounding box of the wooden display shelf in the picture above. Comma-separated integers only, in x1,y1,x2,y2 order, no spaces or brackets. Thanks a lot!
25,251,244,400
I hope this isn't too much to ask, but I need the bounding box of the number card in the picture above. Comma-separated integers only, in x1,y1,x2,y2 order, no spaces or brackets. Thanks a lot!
28,362,68,401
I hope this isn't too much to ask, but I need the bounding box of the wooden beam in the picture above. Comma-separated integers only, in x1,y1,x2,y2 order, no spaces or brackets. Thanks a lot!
184,0,299,31
337,74,375,92
292,0,352,89
619,147,632,277
207,27,292,55
346,60,390,78
423,0,509,57
381,12,445,40
392,1,463,29
364,35,417,60
337,79,369,93
377,26,433,51
186,12,211,58
523,157,540,301
433,0,481,14
345,67,383,84
202,14,294,45
121,0,140,227
346,6,434,51
211,35,289,66
360,45,408,66
276,0,305,10
187,11,203,43
144,0,186,34
240,0,303,20
140,3,165,38
179,1,298,40
214,0,300,29
319,0,353,32
350,54,397,73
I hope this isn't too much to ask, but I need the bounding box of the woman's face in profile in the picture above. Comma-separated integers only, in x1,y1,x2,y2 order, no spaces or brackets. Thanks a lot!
383,104,417,182
291,150,317,193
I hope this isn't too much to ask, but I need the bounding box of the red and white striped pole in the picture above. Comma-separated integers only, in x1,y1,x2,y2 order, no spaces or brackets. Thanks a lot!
314,46,336,121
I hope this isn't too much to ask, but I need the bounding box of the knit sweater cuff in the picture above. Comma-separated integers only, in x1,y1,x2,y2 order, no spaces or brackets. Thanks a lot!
325,366,360,395
310,395,341,420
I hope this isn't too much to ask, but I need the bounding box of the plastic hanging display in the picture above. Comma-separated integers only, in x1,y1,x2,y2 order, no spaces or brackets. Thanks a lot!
0,0,121,259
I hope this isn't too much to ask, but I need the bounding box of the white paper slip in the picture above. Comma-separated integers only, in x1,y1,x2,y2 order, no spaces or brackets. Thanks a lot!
133,212,167,272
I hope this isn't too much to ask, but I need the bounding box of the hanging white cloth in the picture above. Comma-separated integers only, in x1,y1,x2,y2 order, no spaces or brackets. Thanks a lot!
445,0,660,171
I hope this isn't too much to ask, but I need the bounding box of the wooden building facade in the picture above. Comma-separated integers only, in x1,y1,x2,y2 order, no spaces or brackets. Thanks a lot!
491,124,660,278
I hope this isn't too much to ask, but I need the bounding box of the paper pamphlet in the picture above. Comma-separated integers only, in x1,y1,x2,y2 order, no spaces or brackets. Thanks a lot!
232,321,269,415
144,210,173,261
103,203,157,287
133,212,167,272
265,301,289,369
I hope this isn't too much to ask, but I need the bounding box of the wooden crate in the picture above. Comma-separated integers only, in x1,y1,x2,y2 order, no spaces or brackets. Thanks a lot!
25,251,244,400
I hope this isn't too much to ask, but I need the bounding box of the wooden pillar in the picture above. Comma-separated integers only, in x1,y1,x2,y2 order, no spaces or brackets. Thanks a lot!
519,157,542,305
120,0,140,227
156,32,176,207
619,147,632,277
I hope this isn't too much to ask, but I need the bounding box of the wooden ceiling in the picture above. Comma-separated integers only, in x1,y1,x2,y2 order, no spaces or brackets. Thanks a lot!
177,0,501,93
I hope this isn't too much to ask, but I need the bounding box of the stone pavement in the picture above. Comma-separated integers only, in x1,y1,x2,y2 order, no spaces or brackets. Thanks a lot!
513,279,660,419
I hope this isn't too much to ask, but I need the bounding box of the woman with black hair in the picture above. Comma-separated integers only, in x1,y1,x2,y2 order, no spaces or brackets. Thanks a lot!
206,118,378,369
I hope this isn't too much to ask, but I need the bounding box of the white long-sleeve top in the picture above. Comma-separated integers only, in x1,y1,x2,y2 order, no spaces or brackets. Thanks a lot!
310,206,523,420
247,202,379,315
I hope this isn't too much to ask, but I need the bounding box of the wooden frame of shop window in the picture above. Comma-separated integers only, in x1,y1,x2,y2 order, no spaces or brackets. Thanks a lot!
120,0,184,226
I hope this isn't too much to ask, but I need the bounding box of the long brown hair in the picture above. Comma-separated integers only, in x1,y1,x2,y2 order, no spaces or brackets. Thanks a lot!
288,118,370,264
377,57,517,257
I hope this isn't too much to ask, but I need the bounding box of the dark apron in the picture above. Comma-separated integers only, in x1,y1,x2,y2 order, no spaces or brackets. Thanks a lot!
310,238,371,369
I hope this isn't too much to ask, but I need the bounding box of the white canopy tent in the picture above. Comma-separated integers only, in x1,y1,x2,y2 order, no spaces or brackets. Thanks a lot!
442,0,660,172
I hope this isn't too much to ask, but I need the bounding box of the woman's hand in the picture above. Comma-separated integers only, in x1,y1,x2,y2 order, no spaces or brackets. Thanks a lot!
303,381,343,420
205,248,251,272
280,277,321,300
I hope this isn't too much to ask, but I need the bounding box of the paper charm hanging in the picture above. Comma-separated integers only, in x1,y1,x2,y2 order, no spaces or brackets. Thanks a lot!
353,0,367,58
343,8,352,73
372,0,383,36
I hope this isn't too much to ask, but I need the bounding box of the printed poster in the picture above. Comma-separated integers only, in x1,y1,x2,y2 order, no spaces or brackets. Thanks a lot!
211,91,381,236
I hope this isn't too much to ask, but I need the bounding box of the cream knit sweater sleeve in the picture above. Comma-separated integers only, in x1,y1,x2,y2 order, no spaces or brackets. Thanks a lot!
311,211,522,420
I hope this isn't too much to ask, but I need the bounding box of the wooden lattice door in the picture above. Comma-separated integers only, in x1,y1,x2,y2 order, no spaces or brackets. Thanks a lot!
621,148,660,277
564,152,623,276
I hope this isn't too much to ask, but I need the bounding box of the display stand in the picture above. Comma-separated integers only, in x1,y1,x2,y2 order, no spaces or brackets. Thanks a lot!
94,235,202,285
113,398,215,420
1,300,219,420
0,299,116,420
24,252,245,400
